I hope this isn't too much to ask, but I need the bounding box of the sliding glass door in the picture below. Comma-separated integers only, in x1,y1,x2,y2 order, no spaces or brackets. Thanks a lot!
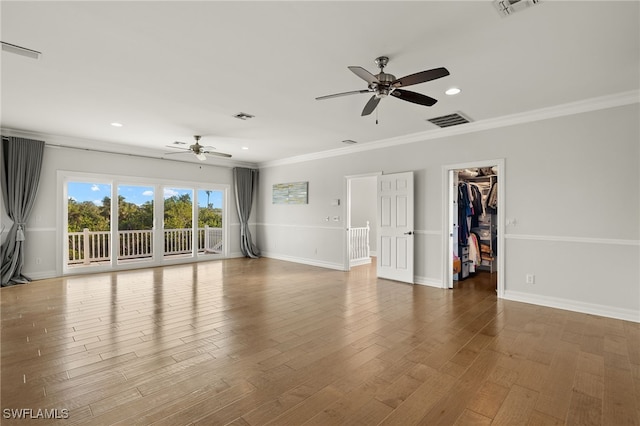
117,185,154,263
197,189,224,255
66,181,112,267
62,173,228,273
163,188,194,258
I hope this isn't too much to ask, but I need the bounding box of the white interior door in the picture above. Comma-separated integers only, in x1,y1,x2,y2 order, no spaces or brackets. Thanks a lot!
377,171,414,283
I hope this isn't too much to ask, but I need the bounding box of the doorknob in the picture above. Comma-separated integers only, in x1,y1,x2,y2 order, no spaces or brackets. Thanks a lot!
404,231,414,235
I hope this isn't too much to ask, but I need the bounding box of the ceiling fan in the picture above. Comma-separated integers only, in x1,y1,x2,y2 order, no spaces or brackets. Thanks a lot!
165,135,232,160
316,56,449,116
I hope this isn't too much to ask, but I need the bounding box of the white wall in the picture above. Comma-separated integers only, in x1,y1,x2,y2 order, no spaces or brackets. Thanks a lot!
2,103,637,322
0,138,250,280
257,103,640,322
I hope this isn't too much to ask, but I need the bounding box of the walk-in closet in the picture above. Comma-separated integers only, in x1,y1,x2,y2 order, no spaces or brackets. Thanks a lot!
453,167,498,286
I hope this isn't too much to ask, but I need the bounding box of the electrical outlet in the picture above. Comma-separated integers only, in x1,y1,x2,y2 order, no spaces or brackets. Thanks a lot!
35,258,42,265
526,274,535,284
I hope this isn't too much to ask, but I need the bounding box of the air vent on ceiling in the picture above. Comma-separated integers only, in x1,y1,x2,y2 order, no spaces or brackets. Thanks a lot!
427,112,472,128
494,0,541,17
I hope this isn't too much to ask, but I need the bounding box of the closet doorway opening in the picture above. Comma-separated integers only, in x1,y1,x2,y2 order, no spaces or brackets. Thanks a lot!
442,160,504,297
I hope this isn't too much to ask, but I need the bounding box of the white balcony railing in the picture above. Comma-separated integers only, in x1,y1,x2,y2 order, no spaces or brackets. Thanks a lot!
349,221,371,267
68,226,223,266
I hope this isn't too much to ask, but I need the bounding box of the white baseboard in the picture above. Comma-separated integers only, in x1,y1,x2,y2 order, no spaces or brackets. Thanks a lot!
261,251,345,271
25,270,58,281
414,276,443,288
350,257,372,267
503,290,640,323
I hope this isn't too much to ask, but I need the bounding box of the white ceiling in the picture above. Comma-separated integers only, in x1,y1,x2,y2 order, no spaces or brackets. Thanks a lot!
2,1,639,167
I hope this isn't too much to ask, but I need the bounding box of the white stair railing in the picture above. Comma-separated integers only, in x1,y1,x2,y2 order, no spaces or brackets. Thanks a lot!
202,225,223,253
349,221,371,267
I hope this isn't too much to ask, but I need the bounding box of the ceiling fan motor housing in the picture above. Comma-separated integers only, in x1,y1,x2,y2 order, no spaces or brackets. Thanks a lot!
373,73,396,97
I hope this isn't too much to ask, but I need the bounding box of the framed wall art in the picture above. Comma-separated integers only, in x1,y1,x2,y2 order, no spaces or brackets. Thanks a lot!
272,181,308,204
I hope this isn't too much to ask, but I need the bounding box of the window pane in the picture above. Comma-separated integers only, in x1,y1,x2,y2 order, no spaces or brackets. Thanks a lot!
118,185,154,262
198,189,224,255
163,188,193,257
67,181,111,267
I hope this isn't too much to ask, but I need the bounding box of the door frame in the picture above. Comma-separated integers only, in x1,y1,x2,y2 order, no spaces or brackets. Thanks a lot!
441,159,505,297
343,171,382,271
57,170,230,276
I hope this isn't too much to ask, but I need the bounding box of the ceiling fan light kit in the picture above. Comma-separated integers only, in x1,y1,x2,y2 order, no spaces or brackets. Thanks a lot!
494,0,541,17
316,56,449,117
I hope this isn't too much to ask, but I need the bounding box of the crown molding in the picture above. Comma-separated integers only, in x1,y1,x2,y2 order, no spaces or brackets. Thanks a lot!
3,90,637,171
258,90,640,169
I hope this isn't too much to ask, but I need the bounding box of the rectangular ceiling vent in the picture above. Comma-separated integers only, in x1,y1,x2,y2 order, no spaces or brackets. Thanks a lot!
427,112,472,128
494,0,541,17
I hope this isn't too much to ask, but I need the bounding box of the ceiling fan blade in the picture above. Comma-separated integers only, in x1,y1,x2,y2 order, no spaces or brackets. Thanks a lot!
204,151,232,158
164,151,188,155
348,66,379,84
392,67,450,87
391,89,438,106
361,95,381,116
316,89,370,100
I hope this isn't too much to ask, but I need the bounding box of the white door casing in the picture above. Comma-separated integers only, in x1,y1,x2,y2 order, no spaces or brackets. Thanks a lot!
442,159,505,297
377,171,414,283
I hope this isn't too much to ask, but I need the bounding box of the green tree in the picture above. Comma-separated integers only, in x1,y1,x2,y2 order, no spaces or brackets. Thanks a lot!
198,207,222,228
67,198,110,231
163,194,192,229
67,193,206,232
118,196,153,230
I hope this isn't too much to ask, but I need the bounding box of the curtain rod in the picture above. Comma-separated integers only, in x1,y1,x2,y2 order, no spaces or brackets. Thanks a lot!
2,136,198,163
46,142,237,168
1,136,255,168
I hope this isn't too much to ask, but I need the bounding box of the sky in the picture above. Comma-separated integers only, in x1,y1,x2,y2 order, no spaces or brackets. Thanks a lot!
67,182,223,208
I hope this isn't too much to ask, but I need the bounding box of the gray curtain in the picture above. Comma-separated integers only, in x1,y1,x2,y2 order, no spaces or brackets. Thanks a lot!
1,137,45,286
233,167,260,258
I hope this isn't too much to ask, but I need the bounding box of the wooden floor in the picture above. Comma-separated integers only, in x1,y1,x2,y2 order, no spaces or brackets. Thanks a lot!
1,258,639,425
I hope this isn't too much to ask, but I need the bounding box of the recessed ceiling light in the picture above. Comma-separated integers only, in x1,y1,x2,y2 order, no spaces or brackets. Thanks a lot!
110,122,123,127
241,147,249,150
445,88,461,96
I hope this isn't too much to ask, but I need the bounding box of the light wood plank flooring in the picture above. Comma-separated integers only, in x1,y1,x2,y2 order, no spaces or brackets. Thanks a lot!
1,258,638,425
